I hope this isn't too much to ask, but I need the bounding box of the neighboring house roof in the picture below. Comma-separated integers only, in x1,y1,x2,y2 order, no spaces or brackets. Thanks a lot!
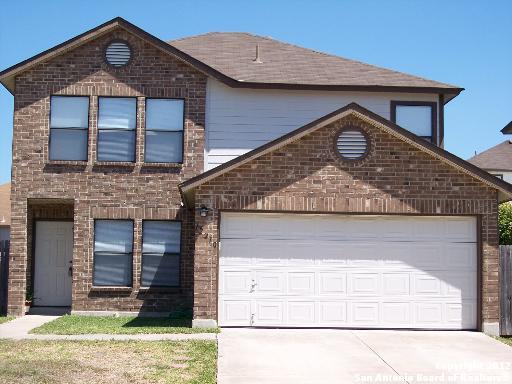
0,183,10,227
179,103,512,203
468,140,512,171
501,121,512,134
0,17,463,99
171,32,461,93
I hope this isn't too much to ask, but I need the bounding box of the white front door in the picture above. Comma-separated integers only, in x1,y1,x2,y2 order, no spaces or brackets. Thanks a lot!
218,213,478,329
34,221,73,306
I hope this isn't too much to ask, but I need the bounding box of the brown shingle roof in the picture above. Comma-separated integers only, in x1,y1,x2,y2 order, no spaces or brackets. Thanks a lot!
0,183,10,227
170,32,462,92
0,18,463,97
468,140,512,171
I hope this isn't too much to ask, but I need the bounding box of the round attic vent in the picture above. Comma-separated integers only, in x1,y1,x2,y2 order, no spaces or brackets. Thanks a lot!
105,41,131,67
336,128,369,160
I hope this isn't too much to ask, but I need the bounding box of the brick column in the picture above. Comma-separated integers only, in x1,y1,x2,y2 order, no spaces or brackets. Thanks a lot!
192,205,218,328
7,198,27,316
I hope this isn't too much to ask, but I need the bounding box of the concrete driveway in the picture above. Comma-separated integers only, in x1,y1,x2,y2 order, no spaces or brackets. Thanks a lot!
218,328,512,384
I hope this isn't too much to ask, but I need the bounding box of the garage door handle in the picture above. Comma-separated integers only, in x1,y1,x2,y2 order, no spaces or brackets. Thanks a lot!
250,280,257,292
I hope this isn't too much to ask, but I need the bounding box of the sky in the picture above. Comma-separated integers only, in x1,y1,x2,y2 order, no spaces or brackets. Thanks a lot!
0,0,510,184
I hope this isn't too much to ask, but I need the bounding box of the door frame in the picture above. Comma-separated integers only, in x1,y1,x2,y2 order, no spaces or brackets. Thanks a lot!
31,219,74,307
217,210,482,330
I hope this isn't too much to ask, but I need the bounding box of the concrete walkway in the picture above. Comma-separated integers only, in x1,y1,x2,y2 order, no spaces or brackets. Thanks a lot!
0,315,61,340
218,328,512,384
0,315,217,341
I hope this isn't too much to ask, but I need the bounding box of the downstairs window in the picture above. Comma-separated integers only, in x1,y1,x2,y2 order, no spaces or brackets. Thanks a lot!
141,220,181,287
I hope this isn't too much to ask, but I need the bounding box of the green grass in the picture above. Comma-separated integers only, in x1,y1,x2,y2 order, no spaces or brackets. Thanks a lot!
0,316,14,325
494,336,512,347
30,315,220,335
0,340,217,384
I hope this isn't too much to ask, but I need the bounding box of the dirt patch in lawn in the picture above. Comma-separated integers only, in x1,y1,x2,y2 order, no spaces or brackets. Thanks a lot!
0,340,216,384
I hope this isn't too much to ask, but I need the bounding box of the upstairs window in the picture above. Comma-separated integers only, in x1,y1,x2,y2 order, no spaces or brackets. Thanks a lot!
97,97,137,162
145,99,184,163
49,96,89,161
391,101,437,143
141,221,181,287
93,220,133,287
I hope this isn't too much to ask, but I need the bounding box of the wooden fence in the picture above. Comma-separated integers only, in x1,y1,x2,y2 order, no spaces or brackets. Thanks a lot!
0,240,9,316
500,245,512,336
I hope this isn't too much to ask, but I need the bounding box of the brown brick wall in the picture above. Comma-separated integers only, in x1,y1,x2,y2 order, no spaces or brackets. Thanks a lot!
194,115,499,326
8,27,207,316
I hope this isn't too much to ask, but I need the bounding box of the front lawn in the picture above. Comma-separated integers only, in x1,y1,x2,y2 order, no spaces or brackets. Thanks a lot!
30,315,219,335
0,340,217,384
0,316,13,325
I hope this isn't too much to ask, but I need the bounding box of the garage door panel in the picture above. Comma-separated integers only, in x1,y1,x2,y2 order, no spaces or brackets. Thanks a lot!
287,242,316,265
411,218,444,240
317,246,347,265
383,273,410,295
220,214,252,238
414,303,443,325
319,302,347,324
446,302,476,328
349,273,381,296
316,216,352,239
219,240,252,265
351,302,379,324
319,272,347,295
288,301,315,324
345,244,380,266
410,244,443,268
254,241,288,265
444,243,476,268
254,271,285,294
221,300,252,326
221,271,252,295
444,273,477,299
444,218,476,242
382,302,411,324
379,218,413,240
288,272,315,295
412,273,443,296
254,301,284,325
251,216,288,238
381,244,413,266
219,213,477,329
342,217,379,240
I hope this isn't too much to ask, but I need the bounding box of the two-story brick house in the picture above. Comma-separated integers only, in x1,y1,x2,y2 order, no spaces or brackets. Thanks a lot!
1,17,511,335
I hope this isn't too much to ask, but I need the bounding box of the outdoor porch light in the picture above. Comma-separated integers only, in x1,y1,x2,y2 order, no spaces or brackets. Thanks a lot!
199,205,209,217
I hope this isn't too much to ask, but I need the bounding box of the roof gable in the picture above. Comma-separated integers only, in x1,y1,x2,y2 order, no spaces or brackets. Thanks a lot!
0,17,231,94
180,103,512,203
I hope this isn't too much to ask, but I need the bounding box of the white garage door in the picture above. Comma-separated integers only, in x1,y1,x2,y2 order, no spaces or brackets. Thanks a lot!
218,213,477,329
